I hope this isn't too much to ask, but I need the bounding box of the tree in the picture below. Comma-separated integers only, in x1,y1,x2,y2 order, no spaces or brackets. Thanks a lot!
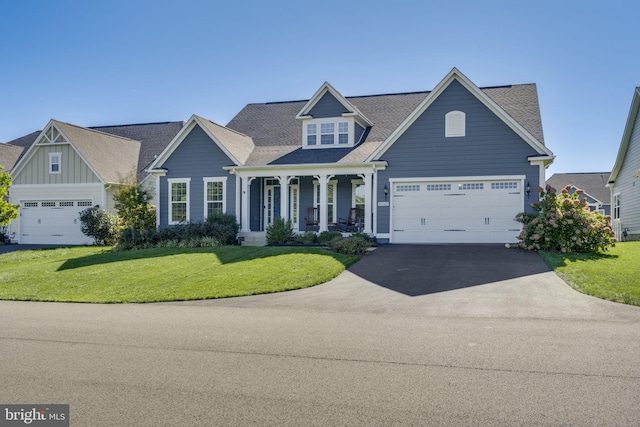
0,165,19,227
113,179,156,231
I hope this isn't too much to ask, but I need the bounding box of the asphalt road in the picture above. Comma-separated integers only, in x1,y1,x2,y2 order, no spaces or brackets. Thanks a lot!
1,246,639,426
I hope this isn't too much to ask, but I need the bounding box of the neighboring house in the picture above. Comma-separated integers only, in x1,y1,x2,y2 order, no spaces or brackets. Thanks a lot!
150,68,554,245
608,87,640,241
6,121,182,244
546,172,611,215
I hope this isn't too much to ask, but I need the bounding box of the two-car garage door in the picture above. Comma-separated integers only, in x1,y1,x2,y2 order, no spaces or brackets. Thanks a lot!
391,177,524,244
20,200,94,245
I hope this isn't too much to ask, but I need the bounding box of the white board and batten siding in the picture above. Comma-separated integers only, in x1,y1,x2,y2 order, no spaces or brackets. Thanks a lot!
10,184,105,244
390,176,525,244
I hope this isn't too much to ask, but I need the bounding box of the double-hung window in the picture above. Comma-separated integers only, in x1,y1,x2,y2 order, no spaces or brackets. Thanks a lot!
204,177,227,217
168,178,190,224
613,193,621,220
49,153,61,174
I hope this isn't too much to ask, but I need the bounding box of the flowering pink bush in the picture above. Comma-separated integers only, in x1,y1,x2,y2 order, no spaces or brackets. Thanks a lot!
516,185,615,253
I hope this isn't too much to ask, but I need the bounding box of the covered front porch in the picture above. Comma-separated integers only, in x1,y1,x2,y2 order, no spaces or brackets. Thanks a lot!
226,162,387,241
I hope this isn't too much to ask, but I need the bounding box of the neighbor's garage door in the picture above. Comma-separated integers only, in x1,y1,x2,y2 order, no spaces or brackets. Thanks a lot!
392,179,523,244
20,201,94,245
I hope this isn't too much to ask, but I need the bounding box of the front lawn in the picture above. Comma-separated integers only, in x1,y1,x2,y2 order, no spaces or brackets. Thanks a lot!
539,242,640,306
0,246,359,303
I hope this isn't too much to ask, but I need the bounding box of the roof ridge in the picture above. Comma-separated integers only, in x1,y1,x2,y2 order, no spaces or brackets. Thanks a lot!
54,120,141,143
90,121,184,129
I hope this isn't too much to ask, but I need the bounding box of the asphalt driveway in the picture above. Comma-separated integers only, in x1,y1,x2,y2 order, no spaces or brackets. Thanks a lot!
181,244,640,322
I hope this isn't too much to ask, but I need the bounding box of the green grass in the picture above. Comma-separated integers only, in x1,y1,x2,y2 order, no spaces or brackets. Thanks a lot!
0,246,359,303
539,242,640,306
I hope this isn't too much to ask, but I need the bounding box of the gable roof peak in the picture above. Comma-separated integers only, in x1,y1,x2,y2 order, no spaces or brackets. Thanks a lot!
295,82,373,126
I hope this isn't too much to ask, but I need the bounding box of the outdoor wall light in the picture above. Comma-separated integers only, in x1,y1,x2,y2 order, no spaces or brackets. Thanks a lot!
384,185,389,200
526,182,531,198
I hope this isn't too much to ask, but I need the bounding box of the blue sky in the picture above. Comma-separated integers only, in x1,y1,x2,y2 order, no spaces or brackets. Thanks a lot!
1,0,637,178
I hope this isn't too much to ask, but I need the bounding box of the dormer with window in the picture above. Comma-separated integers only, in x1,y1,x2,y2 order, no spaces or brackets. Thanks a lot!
296,82,372,149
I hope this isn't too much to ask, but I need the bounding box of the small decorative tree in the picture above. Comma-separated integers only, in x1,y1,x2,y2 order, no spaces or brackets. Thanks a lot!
113,179,156,231
79,207,118,245
516,185,615,253
0,165,19,228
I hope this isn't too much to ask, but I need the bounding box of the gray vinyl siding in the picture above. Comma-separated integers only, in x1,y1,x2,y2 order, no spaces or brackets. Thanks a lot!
308,93,350,118
14,144,100,185
613,107,640,239
376,80,541,233
158,124,237,227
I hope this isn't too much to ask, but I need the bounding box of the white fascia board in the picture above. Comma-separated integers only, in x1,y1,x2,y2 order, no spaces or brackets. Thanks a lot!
148,117,198,170
224,161,387,178
609,88,640,183
10,119,56,177
150,115,242,170
11,120,106,184
367,67,554,161
295,82,373,126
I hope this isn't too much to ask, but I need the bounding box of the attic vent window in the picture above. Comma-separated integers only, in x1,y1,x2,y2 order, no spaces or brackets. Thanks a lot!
445,111,466,137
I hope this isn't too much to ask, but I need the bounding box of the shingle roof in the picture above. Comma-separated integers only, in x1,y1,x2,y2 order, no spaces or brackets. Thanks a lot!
194,116,254,165
90,121,183,181
7,122,183,182
546,172,611,205
226,84,545,165
0,143,25,171
53,121,141,184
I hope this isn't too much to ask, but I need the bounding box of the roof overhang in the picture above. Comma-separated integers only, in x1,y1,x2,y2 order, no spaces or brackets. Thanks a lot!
295,82,373,126
609,87,640,184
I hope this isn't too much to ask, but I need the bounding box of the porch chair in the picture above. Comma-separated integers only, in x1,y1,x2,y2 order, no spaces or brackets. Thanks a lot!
304,207,319,231
337,208,359,232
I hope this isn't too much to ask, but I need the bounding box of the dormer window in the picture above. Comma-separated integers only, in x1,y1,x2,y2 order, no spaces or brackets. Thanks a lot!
303,118,353,149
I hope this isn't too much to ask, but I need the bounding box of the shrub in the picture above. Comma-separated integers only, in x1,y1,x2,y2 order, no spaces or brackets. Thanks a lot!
516,185,615,253
327,236,371,255
266,217,294,245
79,207,118,245
318,231,342,245
114,214,238,250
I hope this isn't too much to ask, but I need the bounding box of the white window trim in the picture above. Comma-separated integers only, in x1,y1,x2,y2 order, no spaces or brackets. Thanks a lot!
49,152,62,174
445,110,466,137
203,177,227,217
613,192,621,220
168,178,191,225
303,117,354,149
313,179,337,223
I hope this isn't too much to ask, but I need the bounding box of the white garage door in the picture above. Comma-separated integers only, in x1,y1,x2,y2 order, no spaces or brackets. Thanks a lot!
391,178,524,244
20,200,94,245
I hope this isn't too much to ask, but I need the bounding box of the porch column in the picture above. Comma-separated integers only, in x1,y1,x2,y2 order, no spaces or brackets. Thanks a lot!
360,172,373,234
278,175,289,223
240,176,253,233
316,174,328,232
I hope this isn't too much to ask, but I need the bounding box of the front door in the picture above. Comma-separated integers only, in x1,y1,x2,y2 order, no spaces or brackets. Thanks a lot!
264,180,281,229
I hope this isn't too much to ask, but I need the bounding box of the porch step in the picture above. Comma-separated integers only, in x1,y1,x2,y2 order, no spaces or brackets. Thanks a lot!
239,233,267,246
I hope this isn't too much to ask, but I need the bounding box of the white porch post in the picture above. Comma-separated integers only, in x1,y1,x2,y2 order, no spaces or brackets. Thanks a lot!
240,176,253,233
279,175,289,223
360,172,373,234
235,175,241,223
316,174,328,232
